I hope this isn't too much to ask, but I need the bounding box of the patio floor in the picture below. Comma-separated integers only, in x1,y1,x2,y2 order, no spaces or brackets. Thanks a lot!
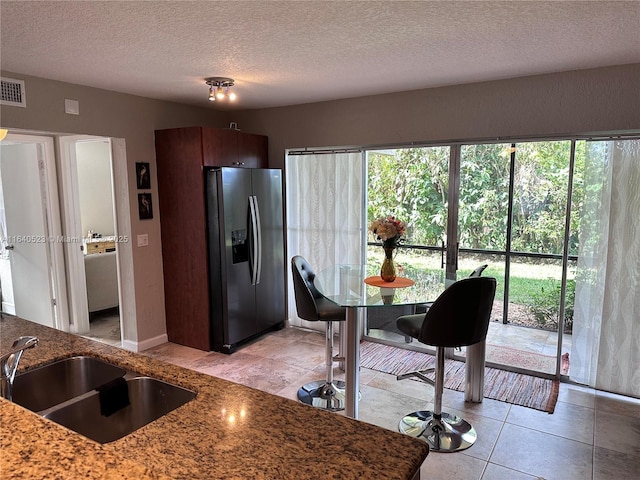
366,319,572,376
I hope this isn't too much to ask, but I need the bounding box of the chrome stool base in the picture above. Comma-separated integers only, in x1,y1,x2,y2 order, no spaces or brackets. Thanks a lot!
399,411,477,452
297,380,346,412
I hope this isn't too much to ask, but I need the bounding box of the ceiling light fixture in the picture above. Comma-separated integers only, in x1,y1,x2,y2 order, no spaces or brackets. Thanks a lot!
205,77,236,102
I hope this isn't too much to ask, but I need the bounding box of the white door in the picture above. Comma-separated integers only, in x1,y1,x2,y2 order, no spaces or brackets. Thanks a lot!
0,136,64,327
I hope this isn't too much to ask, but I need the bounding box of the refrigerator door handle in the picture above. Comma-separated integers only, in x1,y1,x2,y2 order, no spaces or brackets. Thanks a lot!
249,195,262,285
253,196,262,284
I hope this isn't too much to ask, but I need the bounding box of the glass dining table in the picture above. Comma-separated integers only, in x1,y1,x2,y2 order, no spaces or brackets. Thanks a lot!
315,264,486,418
314,264,446,419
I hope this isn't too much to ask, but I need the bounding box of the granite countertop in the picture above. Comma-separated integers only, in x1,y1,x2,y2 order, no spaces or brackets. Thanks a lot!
1,316,429,479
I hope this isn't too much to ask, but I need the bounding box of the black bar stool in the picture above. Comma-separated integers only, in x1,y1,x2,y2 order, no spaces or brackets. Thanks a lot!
395,276,496,452
291,255,346,411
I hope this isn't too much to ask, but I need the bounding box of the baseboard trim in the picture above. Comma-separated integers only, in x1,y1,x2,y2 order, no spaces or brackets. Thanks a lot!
122,333,168,353
1,301,16,315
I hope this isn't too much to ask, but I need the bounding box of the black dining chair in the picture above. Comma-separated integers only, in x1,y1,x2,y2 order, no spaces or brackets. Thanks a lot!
290,255,347,411
468,264,488,278
395,276,497,452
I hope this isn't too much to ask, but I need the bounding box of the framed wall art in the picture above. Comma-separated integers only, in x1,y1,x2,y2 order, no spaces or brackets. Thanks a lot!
136,162,151,189
138,192,153,220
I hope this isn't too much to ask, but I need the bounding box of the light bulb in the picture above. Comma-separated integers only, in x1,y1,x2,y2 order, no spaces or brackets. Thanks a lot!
215,86,225,100
208,87,216,101
228,91,237,101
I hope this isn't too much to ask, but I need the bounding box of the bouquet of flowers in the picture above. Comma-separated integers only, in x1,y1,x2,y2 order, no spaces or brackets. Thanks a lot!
369,216,407,249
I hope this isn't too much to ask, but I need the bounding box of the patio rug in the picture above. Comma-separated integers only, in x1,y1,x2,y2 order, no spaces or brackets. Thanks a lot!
359,341,559,413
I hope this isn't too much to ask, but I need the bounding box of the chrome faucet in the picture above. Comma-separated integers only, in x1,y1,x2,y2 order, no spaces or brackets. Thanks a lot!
0,336,39,400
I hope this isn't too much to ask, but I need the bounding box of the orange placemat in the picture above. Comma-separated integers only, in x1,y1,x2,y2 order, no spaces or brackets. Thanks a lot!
364,276,415,288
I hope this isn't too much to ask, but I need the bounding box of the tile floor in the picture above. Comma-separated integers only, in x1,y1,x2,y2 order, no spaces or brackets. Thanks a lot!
142,325,640,480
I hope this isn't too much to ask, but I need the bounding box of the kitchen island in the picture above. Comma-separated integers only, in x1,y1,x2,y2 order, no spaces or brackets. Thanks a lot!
1,316,429,479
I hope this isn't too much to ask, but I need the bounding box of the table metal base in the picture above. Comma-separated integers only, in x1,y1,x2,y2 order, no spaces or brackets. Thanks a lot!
345,307,360,418
465,341,486,402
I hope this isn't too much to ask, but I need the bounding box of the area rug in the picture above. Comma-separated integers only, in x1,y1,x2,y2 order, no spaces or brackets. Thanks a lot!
359,341,559,413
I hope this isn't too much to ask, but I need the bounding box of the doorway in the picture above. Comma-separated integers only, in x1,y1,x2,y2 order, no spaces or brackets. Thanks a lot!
58,136,123,347
365,146,450,342
457,141,574,376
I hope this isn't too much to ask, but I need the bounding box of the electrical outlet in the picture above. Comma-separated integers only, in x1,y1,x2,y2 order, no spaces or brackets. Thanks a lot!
137,234,149,247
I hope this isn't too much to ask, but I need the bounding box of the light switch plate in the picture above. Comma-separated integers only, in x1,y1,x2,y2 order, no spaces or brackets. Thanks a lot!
137,234,149,247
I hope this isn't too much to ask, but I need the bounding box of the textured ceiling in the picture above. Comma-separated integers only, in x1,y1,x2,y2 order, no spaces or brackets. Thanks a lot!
1,1,639,110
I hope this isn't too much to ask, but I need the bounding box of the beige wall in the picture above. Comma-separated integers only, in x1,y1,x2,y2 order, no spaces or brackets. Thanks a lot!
76,140,115,237
232,64,640,169
1,64,639,347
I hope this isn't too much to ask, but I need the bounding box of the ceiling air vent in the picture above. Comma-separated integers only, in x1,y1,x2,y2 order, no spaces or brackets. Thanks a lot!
1,77,26,107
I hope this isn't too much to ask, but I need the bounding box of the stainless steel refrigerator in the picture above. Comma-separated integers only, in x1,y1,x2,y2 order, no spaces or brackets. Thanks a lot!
205,167,285,353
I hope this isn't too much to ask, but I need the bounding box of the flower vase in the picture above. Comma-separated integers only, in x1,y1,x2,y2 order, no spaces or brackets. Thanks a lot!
380,247,397,282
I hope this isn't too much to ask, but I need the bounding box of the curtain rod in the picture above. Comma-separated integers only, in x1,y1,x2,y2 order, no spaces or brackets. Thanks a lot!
287,132,640,156
586,135,640,142
287,148,362,156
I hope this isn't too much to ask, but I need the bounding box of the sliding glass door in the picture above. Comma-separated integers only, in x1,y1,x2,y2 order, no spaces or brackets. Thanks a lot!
365,147,449,343
458,141,574,376
365,140,577,378
287,135,638,393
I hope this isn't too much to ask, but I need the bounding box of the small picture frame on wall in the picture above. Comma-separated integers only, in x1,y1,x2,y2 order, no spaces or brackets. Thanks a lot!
136,162,151,189
138,193,153,220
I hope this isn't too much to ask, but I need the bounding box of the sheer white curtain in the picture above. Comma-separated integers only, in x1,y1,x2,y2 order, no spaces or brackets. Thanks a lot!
572,139,640,397
286,152,364,329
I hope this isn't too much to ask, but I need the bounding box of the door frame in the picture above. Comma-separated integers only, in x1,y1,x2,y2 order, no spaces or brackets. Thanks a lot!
57,136,91,333
445,144,461,285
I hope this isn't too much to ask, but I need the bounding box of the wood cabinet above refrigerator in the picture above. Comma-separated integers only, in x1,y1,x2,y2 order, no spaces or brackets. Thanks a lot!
154,126,269,350
202,127,267,168
155,126,268,169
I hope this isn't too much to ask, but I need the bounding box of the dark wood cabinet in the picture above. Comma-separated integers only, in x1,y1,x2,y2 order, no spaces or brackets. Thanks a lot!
202,127,267,168
237,132,268,168
154,127,268,350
